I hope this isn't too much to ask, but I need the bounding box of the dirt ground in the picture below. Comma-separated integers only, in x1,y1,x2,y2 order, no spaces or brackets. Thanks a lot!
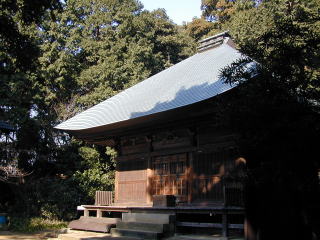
0,230,134,240
0,230,244,240
0,230,63,240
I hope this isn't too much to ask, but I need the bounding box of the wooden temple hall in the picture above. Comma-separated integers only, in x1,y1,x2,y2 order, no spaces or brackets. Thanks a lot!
55,32,249,239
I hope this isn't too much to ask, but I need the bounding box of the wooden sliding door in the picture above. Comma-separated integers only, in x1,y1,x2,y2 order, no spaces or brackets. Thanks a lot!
115,158,148,204
152,153,188,202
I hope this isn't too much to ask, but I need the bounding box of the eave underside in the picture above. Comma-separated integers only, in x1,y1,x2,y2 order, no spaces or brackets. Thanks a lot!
61,91,233,145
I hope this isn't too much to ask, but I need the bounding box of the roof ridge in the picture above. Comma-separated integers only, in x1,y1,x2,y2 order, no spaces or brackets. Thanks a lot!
197,31,230,53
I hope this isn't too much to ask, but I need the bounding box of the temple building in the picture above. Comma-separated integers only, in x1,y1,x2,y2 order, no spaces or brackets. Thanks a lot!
56,32,248,239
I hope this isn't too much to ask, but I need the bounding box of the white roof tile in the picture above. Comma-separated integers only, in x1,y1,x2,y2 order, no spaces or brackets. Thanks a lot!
55,40,242,131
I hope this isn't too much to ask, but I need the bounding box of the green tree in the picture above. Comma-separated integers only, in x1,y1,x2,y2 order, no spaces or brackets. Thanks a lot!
1,0,197,220
37,0,196,112
185,0,256,41
32,0,195,185
67,1,195,109
0,0,62,180
201,0,236,23
216,1,320,239
201,0,256,23
183,17,218,41
73,146,116,198
225,0,320,105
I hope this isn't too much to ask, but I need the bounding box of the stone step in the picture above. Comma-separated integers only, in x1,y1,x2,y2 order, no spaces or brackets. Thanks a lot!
77,216,121,224
122,213,174,224
68,217,120,233
111,228,162,240
117,221,169,232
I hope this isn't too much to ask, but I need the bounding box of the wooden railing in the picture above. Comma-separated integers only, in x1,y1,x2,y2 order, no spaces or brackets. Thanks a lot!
95,191,113,206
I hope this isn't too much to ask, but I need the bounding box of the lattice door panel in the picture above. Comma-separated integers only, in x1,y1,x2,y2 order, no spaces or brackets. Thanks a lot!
152,153,188,201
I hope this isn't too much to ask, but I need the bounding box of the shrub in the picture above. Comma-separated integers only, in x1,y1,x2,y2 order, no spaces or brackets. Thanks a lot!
9,217,67,232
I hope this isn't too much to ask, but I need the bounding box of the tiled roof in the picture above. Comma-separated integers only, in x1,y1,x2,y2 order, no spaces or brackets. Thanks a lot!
55,37,243,131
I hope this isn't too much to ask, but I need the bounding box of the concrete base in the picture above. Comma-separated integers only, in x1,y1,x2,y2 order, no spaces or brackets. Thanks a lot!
117,221,170,232
122,213,175,224
111,228,162,239
111,212,175,239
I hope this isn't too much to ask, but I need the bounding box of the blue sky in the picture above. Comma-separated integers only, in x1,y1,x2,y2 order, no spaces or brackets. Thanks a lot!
139,0,202,25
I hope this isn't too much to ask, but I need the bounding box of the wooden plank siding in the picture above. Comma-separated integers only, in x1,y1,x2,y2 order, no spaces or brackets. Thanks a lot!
114,125,244,207
115,158,148,204
117,170,148,203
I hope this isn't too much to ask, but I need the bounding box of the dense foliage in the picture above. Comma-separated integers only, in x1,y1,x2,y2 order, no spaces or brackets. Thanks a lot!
0,0,195,220
215,1,319,239
184,1,319,239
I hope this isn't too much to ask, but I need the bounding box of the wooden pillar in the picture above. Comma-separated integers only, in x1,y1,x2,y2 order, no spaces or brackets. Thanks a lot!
244,218,249,240
114,171,119,203
114,138,121,204
146,167,153,204
244,217,258,240
146,136,153,204
97,209,103,218
222,212,228,238
187,152,193,204
84,209,89,217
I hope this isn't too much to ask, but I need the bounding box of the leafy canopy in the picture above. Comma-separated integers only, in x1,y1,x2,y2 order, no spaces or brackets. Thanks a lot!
224,0,320,104
0,0,196,219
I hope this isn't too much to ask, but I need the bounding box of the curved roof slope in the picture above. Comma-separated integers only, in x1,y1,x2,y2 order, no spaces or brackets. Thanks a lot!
55,39,242,131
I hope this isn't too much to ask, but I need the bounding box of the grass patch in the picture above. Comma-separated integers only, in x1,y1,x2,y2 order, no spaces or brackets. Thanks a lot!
9,217,67,233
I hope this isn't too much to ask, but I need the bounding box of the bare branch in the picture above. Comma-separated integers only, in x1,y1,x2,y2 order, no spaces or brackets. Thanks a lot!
0,164,32,183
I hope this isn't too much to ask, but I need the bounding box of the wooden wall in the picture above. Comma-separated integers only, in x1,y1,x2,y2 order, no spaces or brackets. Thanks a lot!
113,125,244,206
115,158,148,204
